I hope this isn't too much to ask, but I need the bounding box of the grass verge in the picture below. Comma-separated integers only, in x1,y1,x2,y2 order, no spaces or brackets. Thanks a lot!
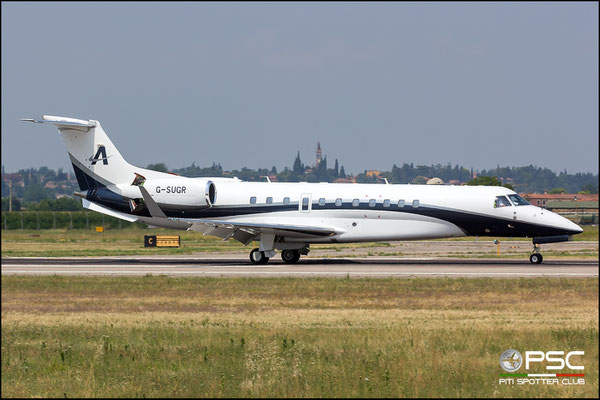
2,276,598,397
1,226,598,257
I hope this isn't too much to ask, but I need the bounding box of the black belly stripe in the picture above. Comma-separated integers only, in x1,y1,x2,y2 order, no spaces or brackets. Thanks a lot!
74,166,575,238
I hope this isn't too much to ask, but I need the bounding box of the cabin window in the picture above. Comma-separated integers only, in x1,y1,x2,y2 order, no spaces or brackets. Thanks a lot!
383,199,391,207
335,198,343,207
319,198,326,206
369,199,376,207
508,194,530,206
398,199,405,208
266,197,273,204
412,199,420,208
352,199,360,207
283,197,290,205
494,196,512,208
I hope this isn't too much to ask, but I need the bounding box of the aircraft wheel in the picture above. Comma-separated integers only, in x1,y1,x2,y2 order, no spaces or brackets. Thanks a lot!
529,253,543,264
250,248,269,265
281,249,301,264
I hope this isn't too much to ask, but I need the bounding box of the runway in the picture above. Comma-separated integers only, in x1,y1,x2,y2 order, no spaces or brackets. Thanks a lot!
2,257,597,277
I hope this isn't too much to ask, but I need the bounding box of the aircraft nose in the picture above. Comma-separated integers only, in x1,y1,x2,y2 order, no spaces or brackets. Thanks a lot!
558,213,584,235
569,219,584,234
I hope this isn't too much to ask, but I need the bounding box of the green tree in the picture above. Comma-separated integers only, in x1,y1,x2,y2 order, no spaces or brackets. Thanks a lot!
580,183,598,194
1,197,21,211
465,176,504,186
23,184,53,203
292,152,304,178
146,163,169,173
466,176,514,190
277,167,295,182
548,187,567,194
412,176,428,184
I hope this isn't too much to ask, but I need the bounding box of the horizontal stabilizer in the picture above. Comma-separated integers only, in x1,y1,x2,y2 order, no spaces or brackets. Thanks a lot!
21,115,96,131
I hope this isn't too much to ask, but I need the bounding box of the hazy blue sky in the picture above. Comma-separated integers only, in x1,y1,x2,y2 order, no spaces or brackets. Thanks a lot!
2,2,598,175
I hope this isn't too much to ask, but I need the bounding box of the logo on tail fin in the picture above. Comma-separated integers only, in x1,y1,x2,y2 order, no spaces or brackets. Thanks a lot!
88,146,112,165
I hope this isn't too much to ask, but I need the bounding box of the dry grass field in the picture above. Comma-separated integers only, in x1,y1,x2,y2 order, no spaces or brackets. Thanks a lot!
1,276,598,397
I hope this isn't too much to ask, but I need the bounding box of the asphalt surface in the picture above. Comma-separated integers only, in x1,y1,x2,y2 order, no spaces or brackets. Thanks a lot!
2,257,597,277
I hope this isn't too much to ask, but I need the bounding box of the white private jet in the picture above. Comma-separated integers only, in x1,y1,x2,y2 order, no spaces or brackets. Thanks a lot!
22,115,583,264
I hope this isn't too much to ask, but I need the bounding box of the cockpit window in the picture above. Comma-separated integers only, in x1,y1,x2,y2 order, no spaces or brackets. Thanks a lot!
494,196,512,208
508,194,530,206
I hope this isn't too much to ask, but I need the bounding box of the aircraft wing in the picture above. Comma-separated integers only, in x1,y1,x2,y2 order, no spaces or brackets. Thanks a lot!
136,184,338,244
186,219,337,245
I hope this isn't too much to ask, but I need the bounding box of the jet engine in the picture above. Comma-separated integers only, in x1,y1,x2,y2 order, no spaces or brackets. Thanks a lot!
116,178,216,209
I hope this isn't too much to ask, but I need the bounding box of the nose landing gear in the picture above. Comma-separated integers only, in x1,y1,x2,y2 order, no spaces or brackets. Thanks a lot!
530,244,543,264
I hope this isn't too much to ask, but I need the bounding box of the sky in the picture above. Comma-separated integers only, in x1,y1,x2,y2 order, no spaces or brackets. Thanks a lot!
2,2,598,175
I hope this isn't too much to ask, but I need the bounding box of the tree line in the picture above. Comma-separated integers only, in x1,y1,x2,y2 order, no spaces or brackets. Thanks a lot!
2,155,598,211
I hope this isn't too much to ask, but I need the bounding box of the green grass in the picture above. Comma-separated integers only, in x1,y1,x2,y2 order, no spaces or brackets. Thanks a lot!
2,276,598,397
1,226,597,257
0,228,249,257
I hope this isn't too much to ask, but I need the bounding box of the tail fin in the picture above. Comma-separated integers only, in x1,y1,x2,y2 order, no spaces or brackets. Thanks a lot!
22,115,161,190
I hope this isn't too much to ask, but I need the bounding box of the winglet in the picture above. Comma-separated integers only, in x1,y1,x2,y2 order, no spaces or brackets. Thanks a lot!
138,185,167,218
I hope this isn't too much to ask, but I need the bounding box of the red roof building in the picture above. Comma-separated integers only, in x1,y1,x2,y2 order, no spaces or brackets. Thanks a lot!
520,193,599,207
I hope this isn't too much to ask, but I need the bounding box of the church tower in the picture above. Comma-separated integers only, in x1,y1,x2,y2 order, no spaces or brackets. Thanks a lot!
316,142,322,166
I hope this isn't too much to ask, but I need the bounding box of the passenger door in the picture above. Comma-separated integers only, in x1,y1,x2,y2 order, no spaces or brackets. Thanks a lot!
300,193,312,213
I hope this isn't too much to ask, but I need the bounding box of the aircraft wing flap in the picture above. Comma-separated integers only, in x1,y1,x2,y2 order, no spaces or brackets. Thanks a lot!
232,230,258,246
188,218,337,244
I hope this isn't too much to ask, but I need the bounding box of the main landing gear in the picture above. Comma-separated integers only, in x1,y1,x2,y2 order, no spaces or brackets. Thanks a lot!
249,241,308,265
249,248,269,265
530,243,543,264
249,248,304,265
281,249,301,264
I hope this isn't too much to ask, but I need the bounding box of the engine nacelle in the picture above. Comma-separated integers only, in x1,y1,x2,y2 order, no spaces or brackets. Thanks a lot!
116,178,216,208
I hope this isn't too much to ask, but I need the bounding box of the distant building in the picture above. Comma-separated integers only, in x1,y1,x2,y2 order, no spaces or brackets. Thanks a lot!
520,193,599,225
426,177,444,185
316,142,322,166
2,173,22,184
334,178,355,184
521,193,599,208
365,170,381,178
